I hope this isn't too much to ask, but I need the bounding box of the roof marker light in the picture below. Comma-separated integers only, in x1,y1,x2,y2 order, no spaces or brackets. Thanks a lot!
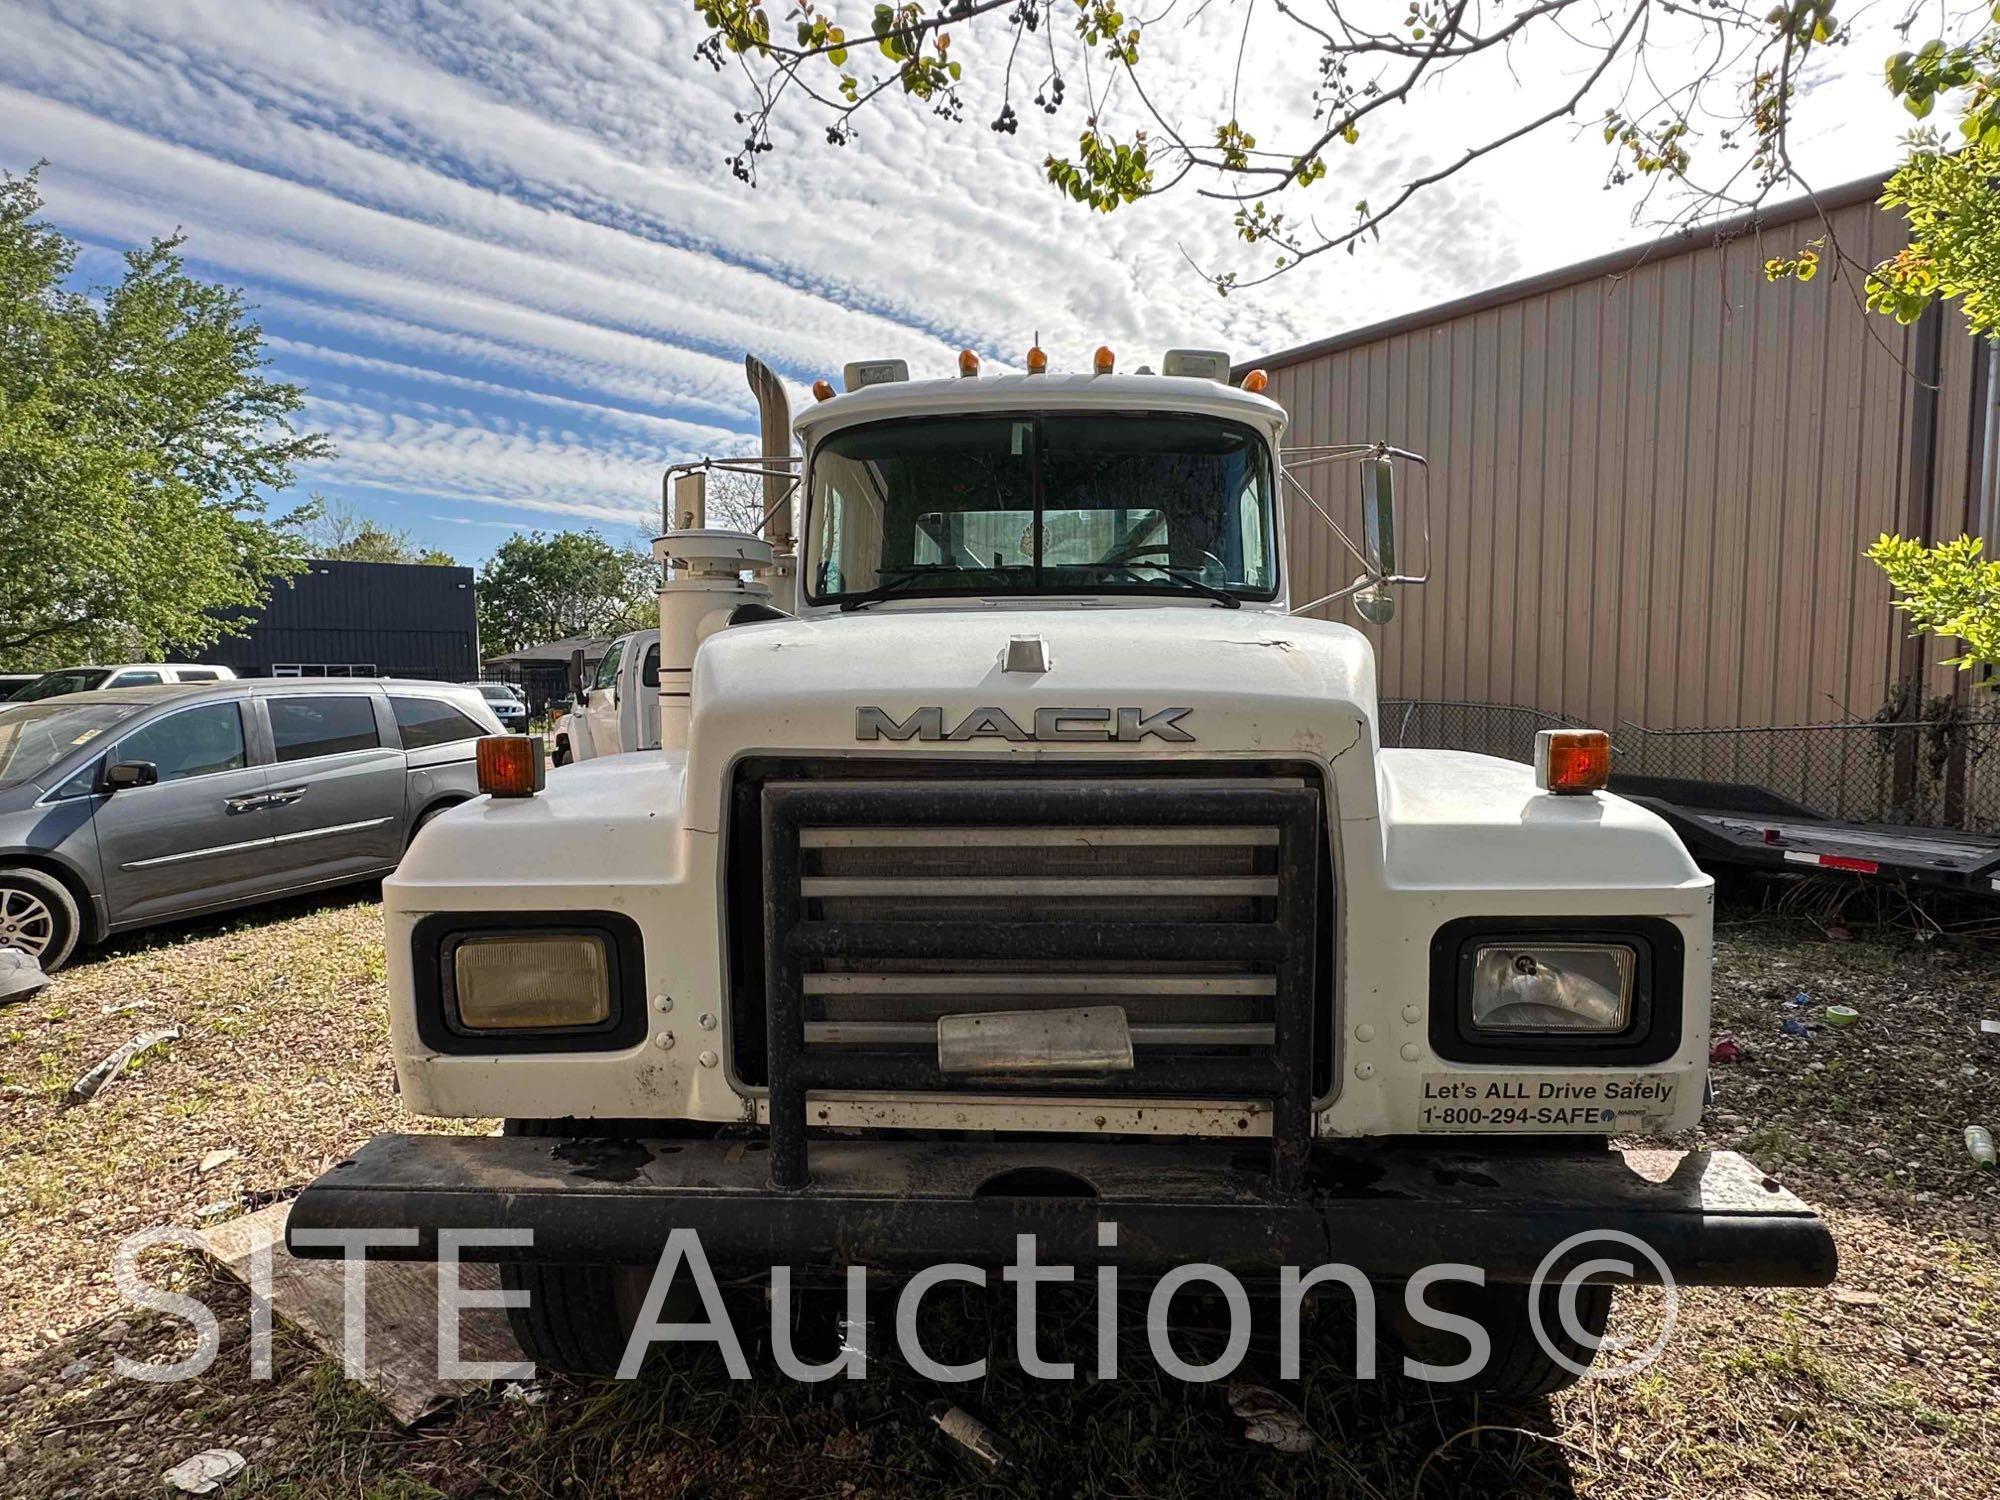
1534,729,1610,795
1161,349,1230,381
811,379,835,402
1094,345,1115,375
1026,343,1048,374
842,359,910,392
1241,369,1270,393
958,348,980,378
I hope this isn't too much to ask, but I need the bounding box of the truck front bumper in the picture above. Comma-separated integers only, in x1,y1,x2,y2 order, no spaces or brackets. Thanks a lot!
287,1135,1836,1286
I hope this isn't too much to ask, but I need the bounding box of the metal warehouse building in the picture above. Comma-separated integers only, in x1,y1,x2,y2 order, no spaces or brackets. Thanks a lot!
204,558,480,682
1257,176,2000,830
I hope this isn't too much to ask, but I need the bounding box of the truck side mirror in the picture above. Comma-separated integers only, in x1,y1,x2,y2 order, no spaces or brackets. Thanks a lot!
568,648,586,696
1355,458,1398,624
104,761,158,792
1359,457,1396,577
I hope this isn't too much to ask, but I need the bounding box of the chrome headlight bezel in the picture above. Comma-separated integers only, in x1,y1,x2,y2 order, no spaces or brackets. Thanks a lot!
1427,916,1684,1065
412,911,647,1055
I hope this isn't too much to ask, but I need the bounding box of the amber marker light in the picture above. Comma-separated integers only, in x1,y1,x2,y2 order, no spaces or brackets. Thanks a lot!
1093,345,1115,375
1241,368,1270,393
958,348,981,377
477,735,546,798
1534,729,1611,795
811,378,836,402
1026,343,1048,374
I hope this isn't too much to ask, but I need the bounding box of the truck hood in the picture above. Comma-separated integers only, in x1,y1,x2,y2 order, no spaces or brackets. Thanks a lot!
681,604,1378,832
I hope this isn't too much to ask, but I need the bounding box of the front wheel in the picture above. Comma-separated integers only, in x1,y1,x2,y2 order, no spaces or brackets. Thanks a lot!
498,1119,662,1377
1380,1279,1613,1398
0,867,82,971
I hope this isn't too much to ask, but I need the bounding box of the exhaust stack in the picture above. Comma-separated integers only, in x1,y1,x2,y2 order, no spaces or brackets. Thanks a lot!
745,354,793,548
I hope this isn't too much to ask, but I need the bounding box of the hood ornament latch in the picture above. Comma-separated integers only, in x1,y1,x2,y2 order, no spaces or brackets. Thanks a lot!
1002,634,1051,674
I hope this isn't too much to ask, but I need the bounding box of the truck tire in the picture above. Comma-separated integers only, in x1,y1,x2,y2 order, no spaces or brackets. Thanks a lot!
550,735,571,767
498,1118,661,1377
1381,1279,1613,1398
0,866,82,971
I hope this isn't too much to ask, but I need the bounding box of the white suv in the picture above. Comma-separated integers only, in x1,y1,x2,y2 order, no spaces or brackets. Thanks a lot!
7,665,238,701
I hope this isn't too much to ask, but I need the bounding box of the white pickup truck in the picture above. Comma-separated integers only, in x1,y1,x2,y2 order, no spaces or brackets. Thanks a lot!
552,631,659,763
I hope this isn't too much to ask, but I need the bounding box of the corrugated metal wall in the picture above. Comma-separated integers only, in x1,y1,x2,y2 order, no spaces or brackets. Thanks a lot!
1264,184,1990,748
205,559,480,680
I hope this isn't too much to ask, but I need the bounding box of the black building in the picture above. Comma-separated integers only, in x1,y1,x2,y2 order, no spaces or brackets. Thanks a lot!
205,559,479,681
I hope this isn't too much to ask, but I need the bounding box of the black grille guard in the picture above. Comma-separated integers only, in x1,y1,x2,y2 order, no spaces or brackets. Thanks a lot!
759,780,1323,1192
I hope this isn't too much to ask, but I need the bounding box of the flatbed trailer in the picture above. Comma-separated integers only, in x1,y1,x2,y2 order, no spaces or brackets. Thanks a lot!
1613,774,2000,895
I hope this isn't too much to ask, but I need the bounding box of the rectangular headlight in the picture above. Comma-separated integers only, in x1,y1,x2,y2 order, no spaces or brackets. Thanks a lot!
1468,943,1634,1033
452,933,611,1031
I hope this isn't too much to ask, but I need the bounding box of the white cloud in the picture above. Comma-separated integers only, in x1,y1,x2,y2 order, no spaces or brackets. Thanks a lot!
0,0,1922,545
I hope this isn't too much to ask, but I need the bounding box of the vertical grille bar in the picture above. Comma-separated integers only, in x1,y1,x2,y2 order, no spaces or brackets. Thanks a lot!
1268,793,1318,1194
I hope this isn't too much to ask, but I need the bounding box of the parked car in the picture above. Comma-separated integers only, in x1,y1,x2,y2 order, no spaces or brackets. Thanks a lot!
8,664,238,701
0,674,38,698
470,681,529,730
0,678,504,969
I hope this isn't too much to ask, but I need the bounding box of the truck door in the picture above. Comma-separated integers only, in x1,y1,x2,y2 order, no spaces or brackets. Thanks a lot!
633,638,661,751
582,637,627,757
254,692,408,884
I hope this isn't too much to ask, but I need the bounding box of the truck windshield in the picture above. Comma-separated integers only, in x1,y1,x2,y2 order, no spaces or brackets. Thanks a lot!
0,702,140,789
805,413,1278,604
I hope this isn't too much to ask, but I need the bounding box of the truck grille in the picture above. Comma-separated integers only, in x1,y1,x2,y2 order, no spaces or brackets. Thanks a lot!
801,820,1284,1052
728,764,1320,1104
727,761,1328,1187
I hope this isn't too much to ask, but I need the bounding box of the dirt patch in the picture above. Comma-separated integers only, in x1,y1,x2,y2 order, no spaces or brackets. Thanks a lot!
1696,916,2000,1236
0,891,488,1369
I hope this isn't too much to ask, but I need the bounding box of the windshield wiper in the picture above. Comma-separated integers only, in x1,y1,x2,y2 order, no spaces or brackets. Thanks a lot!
836,566,970,612
1108,563,1242,609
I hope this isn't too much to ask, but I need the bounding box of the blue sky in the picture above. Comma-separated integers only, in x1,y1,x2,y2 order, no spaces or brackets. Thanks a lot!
0,0,1918,564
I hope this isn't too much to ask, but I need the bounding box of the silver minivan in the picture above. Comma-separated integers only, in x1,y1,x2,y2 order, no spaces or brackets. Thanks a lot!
0,679,504,969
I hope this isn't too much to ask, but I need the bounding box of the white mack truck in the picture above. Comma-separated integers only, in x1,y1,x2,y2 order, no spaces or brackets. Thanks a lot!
289,347,1833,1393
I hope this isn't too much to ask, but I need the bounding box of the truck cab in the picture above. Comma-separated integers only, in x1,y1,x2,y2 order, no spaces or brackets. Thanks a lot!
291,348,1832,1391
555,631,661,763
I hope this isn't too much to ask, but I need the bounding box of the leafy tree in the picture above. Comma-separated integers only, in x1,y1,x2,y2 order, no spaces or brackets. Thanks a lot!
0,166,328,669
1866,135,2000,334
1867,534,2000,677
691,0,2000,331
476,530,659,657
300,495,457,566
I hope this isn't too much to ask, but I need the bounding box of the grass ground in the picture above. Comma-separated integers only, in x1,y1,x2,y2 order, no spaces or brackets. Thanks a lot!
1,884,1997,1497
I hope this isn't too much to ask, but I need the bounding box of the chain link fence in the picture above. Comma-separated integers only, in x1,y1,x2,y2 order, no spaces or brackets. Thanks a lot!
1380,698,2000,833
1377,700,1588,764
1615,717,2000,832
